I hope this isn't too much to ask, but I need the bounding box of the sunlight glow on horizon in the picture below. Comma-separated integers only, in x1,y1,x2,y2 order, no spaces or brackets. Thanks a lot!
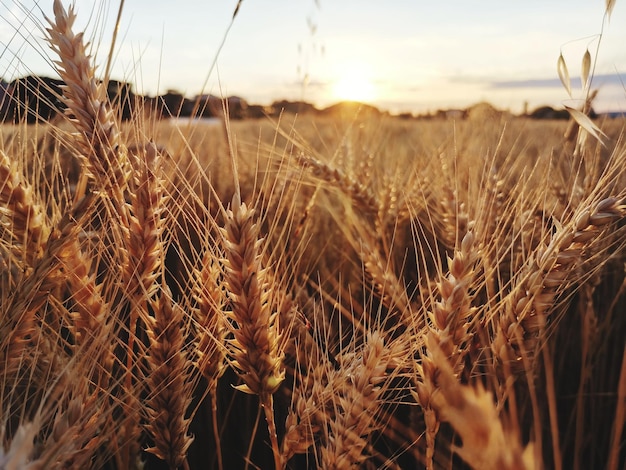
331,63,377,103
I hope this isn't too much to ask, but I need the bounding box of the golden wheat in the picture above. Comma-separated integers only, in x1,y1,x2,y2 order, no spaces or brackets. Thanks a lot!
0,1,625,469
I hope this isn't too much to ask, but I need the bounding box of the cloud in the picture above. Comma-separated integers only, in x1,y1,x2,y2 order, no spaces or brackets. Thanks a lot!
285,79,330,90
491,73,625,89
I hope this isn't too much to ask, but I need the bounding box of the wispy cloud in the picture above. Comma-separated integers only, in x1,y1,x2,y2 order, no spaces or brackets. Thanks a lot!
286,79,330,90
491,73,625,89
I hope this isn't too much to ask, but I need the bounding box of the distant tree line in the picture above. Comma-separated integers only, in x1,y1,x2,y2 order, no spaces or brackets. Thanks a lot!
0,75,321,123
0,76,135,123
0,75,603,124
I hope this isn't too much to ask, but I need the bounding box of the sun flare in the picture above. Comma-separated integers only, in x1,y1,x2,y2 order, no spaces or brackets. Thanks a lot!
331,64,377,103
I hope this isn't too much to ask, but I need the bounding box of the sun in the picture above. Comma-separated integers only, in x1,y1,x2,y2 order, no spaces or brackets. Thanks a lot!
331,64,377,103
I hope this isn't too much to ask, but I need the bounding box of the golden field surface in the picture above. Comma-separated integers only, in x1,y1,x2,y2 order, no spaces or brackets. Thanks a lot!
1,2,625,469
1,107,625,470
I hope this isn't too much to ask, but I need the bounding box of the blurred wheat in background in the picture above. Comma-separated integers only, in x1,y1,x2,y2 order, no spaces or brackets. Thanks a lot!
0,1,624,469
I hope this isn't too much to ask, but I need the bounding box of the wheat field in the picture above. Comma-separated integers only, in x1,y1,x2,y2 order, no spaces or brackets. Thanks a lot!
0,1,625,469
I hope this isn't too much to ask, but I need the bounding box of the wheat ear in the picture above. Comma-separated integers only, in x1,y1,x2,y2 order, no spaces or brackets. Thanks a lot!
0,197,92,380
30,351,110,469
296,152,378,214
320,331,405,469
124,143,166,304
414,230,478,470
0,149,51,269
55,218,116,391
425,335,535,470
60,232,107,348
144,286,194,470
0,149,53,378
193,247,227,469
44,0,131,203
282,359,330,463
194,248,227,386
427,230,478,370
359,233,413,320
220,193,285,469
280,299,331,463
495,196,625,366
0,420,39,469
114,143,168,465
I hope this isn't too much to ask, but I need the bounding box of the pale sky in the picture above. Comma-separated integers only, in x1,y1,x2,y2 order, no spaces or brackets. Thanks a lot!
1,0,625,114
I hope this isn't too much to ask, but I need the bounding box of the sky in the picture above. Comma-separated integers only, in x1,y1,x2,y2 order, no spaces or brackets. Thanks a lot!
1,0,625,115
